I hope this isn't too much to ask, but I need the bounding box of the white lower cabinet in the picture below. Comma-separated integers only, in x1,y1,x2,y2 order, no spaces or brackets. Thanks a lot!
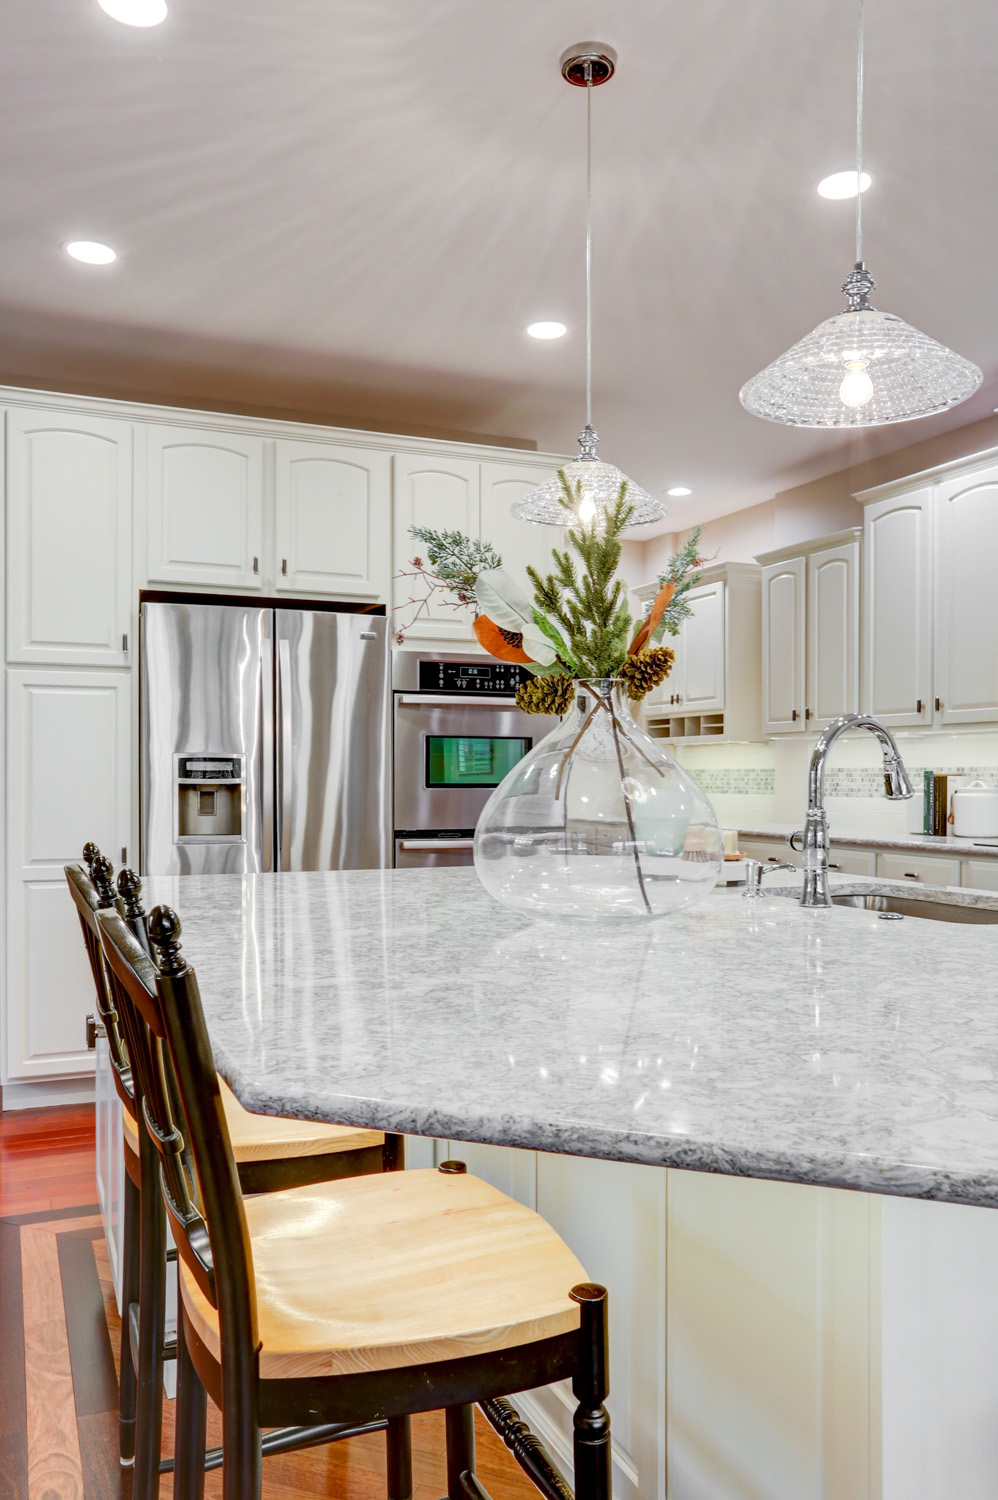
826,847,878,877
875,850,961,886
960,858,998,892
667,1171,875,1500
4,669,131,1082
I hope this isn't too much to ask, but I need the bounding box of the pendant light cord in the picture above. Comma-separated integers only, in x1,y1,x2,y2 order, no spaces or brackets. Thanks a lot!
855,0,865,265
585,62,593,430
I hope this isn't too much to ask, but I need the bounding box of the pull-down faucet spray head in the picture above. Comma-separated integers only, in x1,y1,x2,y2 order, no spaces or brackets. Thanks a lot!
882,752,914,800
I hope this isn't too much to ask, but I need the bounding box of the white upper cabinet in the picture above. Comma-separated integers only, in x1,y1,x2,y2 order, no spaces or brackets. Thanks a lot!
680,581,726,712
6,408,132,666
861,487,933,728
5,669,131,1081
758,530,860,734
934,466,998,725
274,440,391,600
807,537,860,728
145,425,264,590
393,455,480,640
760,556,806,734
479,462,561,585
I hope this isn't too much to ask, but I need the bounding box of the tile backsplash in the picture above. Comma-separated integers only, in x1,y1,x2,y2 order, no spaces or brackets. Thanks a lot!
686,768,775,796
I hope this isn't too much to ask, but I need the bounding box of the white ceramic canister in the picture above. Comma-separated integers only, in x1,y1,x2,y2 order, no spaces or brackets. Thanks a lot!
951,779,998,837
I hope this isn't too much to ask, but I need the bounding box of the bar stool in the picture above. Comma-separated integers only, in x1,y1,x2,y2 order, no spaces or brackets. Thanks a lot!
67,848,400,1500
99,902,612,1500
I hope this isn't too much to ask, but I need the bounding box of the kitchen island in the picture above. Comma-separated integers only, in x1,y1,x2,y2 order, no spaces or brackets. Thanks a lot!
135,866,998,1500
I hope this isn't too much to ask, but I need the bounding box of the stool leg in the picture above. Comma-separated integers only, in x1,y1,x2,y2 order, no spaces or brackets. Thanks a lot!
570,1284,612,1500
174,1306,207,1500
133,1127,167,1500
119,1168,140,1466
386,1414,412,1500
445,1404,475,1500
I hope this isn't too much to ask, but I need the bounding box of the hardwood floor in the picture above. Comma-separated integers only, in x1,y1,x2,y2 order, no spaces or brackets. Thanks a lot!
0,1105,542,1500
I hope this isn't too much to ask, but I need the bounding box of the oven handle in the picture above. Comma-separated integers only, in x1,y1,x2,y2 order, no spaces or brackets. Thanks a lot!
397,838,475,850
396,694,517,707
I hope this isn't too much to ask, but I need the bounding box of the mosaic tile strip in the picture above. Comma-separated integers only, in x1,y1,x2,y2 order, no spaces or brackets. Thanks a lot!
825,766,998,799
685,769,775,796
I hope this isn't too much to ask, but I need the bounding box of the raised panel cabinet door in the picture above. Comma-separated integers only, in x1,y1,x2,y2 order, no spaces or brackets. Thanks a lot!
6,407,132,665
807,542,860,728
5,669,131,1081
862,489,933,727
479,462,562,583
935,469,998,724
680,582,726,711
667,1172,875,1500
274,440,391,599
960,858,998,893
761,558,806,733
393,455,480,641
146,425,264,589
522,1154,667,1500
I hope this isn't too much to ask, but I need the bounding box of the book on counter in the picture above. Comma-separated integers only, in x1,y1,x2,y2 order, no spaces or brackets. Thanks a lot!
923,771,949,837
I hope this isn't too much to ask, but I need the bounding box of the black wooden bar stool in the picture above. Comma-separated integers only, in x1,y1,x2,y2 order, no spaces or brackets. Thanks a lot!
98,902,612,1500
67,847,402,1500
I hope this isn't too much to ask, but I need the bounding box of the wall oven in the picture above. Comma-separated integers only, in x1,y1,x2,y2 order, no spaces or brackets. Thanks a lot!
392,651,560,868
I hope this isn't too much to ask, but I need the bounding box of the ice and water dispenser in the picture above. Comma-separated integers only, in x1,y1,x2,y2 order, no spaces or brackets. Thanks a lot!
175,755,244,842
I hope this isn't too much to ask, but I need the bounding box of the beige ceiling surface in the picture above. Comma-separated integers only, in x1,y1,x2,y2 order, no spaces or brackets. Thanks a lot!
1,0,996,531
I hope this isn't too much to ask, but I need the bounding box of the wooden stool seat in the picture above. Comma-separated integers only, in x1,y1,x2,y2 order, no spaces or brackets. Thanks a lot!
179,1166,585,1379
121,1076,382,1163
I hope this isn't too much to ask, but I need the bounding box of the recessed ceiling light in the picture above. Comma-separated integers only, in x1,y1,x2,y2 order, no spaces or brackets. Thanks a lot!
667,486,692,497
64,240,117,265
817,170,872,200
97,0,168,26
527,321,567,340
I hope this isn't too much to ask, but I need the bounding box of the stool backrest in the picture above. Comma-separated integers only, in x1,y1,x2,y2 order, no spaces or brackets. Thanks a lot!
98,903,258,1351
65,851,132,1099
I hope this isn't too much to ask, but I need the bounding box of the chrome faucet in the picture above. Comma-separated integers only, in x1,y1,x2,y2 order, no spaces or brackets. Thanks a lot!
789,713,914,908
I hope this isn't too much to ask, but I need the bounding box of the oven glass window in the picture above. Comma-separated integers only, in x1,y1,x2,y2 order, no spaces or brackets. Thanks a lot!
425,736,530,788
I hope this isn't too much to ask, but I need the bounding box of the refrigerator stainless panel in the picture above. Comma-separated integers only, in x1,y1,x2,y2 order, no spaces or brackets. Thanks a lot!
276,610,390,871
141,601,270,875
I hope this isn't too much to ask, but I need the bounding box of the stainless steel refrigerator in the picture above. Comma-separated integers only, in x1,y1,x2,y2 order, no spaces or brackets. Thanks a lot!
140,598,390,876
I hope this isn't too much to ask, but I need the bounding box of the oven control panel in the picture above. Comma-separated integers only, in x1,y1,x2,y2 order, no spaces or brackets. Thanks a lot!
417,660,528,694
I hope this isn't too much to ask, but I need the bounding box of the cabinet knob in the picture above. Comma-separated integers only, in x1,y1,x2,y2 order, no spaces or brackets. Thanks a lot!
916,699,923,714
791,709,799,721
805,707,812,720
281,558,288,575
252,556,259,574
935,697,943,712
903,872,921,880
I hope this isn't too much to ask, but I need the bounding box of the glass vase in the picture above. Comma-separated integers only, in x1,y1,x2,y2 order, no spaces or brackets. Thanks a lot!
474,678,723,921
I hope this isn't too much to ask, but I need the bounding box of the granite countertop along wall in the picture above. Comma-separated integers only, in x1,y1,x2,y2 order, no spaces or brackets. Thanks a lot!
734,823,998,859
141,866,998,1212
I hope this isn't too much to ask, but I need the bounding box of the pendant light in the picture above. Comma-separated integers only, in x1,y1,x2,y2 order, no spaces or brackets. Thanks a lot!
512,44,666,528
739,0,981,428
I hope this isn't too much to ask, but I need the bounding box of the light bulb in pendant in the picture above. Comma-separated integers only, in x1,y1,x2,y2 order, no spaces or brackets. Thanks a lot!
578,490,598,525
839,359,874,409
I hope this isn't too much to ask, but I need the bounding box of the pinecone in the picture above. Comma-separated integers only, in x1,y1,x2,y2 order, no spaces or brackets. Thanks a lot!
515,675,576,716
619,646,675,701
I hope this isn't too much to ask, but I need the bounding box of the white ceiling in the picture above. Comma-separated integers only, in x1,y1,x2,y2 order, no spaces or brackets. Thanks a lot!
1,0,997,533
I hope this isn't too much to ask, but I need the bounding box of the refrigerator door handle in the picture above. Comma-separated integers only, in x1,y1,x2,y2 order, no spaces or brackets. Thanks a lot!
277,637,293,871
260,635,275,870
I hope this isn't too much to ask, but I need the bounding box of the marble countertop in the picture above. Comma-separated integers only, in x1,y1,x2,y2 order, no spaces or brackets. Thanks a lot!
735,823,998,859
142,866,998,1211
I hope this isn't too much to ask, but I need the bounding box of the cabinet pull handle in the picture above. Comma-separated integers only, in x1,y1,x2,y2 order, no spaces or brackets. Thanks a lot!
916,699,923,714
791,709,799,721
903,872,920,880
252,556,259,574
935,697,942,712
122,632,128,653
828,862,842,870
805,707,812,720
281,558,288,575
121,845,127,863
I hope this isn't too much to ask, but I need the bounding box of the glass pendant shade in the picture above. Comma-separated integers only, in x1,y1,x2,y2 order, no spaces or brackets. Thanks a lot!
511,431,666,527
740,302,983,428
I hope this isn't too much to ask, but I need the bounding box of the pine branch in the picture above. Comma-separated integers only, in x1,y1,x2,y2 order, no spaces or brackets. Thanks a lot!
650,525,711,640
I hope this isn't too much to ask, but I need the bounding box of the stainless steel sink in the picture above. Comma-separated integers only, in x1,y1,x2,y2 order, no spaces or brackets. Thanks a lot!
831,893,998,924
